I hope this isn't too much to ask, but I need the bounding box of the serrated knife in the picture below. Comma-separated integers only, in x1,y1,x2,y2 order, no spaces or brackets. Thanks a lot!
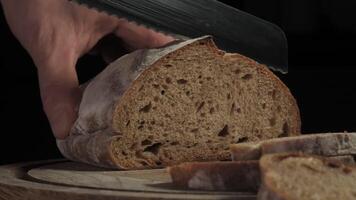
72,0,288,73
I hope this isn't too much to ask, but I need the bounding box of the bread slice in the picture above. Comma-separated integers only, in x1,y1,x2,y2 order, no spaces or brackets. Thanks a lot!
168,161,260,192
168,155,354,192
57,36,301,169
231,133,356,161
258,153,356,200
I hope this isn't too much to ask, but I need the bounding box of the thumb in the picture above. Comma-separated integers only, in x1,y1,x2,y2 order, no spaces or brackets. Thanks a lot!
36,53,81,139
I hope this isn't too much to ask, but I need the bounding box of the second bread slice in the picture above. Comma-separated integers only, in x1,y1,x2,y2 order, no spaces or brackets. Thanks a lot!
231,132,356,161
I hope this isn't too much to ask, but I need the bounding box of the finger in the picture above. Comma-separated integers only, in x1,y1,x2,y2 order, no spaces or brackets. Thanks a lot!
114,19,175,51
36,52,81,139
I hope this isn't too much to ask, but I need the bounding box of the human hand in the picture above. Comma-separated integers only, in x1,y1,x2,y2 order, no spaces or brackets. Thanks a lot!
1,0,174,139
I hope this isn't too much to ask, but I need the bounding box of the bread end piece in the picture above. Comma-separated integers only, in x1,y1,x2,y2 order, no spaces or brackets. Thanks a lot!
258,153,356,200
231,133,356,161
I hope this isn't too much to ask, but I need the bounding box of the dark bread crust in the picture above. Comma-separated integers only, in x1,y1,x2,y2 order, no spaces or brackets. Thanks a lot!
57,36,301,169
56,130,121,168
231,133,356,161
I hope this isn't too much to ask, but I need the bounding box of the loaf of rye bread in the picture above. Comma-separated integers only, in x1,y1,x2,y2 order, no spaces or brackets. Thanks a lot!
168,155,354,192
57,36,301,169
231,132,356,161
258,153,356,200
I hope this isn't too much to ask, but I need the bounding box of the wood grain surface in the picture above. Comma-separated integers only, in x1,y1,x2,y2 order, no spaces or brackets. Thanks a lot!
0,160,256,200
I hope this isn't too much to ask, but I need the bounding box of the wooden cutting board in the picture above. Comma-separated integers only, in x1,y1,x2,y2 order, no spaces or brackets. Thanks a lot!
0,160,256,200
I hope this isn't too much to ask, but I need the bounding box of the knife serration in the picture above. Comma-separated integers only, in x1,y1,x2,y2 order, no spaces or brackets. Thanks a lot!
72,0,288,73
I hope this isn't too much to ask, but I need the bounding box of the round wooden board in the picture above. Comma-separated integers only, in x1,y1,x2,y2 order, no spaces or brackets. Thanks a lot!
0,160,256,200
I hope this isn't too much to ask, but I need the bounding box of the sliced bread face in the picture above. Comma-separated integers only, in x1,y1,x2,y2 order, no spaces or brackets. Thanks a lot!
58,36,300,169
231,132,356,161
258,153,356,200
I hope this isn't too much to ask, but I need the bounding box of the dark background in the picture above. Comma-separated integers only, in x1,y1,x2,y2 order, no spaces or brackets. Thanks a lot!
1,0,356,165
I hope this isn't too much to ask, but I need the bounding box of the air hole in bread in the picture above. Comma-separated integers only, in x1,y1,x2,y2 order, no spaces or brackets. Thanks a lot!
143,143,162,155
218,125,229,137
165,77,172,84
138,85,144,92
126,120,130,127
186,91,191,96
262,103,266,109
230,103,236,115
198,75,202,79
206,77,212,81
236,137,248,143
170,141,180,145
227,93,231,100
234,69,241,74
242,74,253,80
271,90,277,100
209,108,215,114
196,102,205,113
277,105,282,113
177,79,188,84
139,102,152,113
164,64,173,68
141,139,152,146
279,122,289,137
191,128,199,133
153,84,159,89
161,90,165,95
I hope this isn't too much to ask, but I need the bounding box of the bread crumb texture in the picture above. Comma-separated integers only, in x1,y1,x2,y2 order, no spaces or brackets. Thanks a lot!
111,37,300,169
259,153,356,200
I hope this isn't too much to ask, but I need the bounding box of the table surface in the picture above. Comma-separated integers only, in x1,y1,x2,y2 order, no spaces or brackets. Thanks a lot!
0,160,257,200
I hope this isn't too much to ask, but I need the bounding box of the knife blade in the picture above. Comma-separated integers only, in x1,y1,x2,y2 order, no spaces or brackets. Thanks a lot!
73,0,288,73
